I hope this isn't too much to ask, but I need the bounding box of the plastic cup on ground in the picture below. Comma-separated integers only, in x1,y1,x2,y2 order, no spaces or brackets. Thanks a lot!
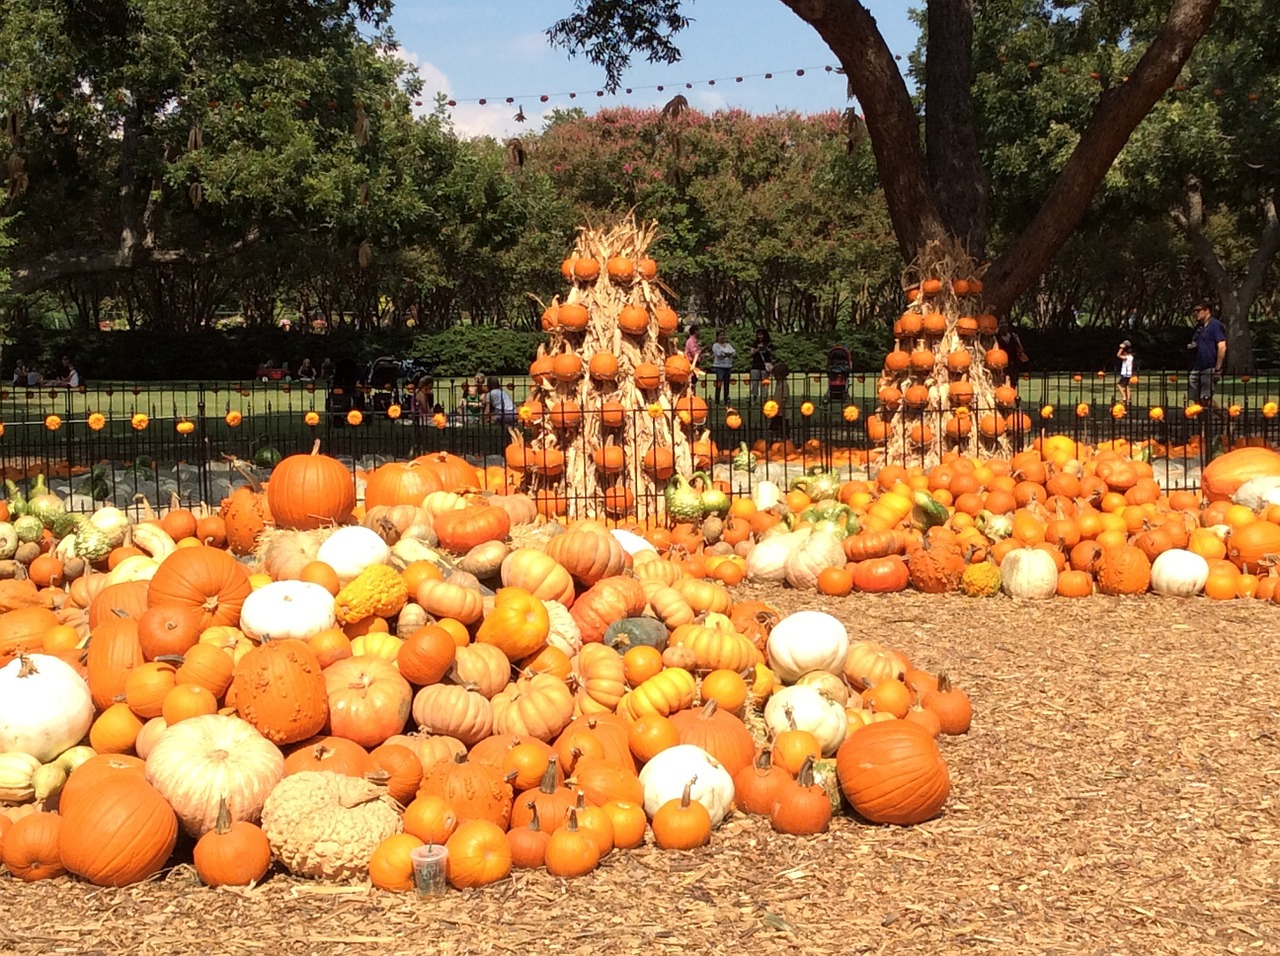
409,844,449,897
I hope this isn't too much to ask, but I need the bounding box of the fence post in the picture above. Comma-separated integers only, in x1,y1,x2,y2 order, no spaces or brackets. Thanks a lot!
197,384,211,507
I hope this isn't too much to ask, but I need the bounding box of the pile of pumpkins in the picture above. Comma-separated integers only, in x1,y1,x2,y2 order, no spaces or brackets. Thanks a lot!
0,448,968,891
712,440,1280,602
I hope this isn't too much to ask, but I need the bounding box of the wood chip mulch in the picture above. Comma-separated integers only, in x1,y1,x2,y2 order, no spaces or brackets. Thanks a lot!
4,591,1279,956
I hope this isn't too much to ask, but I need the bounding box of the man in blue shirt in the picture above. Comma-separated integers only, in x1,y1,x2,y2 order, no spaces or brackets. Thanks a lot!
1187,301,1226,405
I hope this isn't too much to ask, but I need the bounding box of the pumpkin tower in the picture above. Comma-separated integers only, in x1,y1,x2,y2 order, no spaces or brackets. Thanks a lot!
870,239,1024,469
513,214,707,521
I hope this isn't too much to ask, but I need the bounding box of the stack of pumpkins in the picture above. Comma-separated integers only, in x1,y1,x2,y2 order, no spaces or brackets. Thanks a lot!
0,447,967,890
515,214,707,522
868,240,1021,470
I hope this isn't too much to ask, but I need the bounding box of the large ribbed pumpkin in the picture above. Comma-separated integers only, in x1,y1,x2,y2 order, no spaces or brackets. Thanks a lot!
59,773,178,886
86,615,144,711
835,720,950,825
147,546,252,631
87,580,150,629
228,640,329,745
266,441,356,530
363,461,444,510
1226,520,1280,573
1201,447,1280,503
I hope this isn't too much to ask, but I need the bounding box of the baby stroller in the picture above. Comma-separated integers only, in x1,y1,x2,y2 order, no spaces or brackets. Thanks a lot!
365,356,403,412
826,345,852,402
326,357,366,424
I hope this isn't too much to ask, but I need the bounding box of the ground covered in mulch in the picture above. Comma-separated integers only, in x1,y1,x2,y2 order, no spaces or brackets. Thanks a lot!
4,591,1279,956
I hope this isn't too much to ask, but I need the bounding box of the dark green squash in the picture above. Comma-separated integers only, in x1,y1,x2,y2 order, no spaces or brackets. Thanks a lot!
603,616,668,652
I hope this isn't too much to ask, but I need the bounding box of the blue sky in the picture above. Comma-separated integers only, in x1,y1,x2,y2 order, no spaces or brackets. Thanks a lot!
388,1,920,139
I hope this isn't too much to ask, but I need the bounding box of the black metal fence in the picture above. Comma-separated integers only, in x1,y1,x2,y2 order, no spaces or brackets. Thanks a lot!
1,369,1273,509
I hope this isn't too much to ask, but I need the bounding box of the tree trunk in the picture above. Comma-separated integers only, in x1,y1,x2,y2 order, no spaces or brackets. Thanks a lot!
1171,180,1280,375
781,0,949,260
924,0,987,255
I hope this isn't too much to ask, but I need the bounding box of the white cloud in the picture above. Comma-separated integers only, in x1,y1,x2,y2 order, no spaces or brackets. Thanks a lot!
389,46,557,139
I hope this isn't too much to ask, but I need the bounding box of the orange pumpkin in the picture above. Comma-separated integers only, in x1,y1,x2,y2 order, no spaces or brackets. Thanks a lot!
266,442,355,530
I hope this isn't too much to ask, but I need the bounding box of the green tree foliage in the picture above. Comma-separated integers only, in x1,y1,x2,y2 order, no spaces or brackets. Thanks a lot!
967,0,1279,370
532,106,899,332
0,0,413,298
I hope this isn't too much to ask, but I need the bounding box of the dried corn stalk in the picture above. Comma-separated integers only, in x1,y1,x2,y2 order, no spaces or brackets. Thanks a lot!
523,213,697,521
877,237,1014,470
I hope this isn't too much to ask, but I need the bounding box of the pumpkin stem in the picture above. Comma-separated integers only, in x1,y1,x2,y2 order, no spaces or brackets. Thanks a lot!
539,755,560,794
154,654,186,666
527,804,542,832
680,777,697,808
214,795,232,835
796,754,816,788
701,698,719,719
935,672,953,693
221,454,262,491
309,438,322,456
783,704,798,732
15,654,37,678
565,807,580,832
754,749,775,772
134,493,157,522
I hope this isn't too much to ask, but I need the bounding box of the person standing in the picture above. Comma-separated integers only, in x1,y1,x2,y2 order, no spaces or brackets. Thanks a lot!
710,330,736,404
748,328,774,401
1187,301,1226,406
1115,340,1135,405
683,325,702,391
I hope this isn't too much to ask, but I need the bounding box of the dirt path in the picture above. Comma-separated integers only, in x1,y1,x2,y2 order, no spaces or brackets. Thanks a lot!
4,592,1278,956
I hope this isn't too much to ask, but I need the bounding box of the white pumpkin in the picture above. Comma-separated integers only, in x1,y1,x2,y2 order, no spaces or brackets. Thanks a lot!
746,528,808,584
783,530,846,590
240,580,337,642
795,669,850,706
145,714,285,837
1232,475,1280,510
0,653,94,762
316,525,390,583
638,744,735,826
752,481,782,511
764,685,847,755
999,547,1059,600
610,528,656,556
1150,548,1210,597
766,610,850,683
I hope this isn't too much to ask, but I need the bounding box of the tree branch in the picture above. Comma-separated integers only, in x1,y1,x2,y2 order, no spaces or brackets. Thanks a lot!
983,0,1221,315
1170,175,1233,295
1240,192,1280,310
780,0,948,260
10,230,262,294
